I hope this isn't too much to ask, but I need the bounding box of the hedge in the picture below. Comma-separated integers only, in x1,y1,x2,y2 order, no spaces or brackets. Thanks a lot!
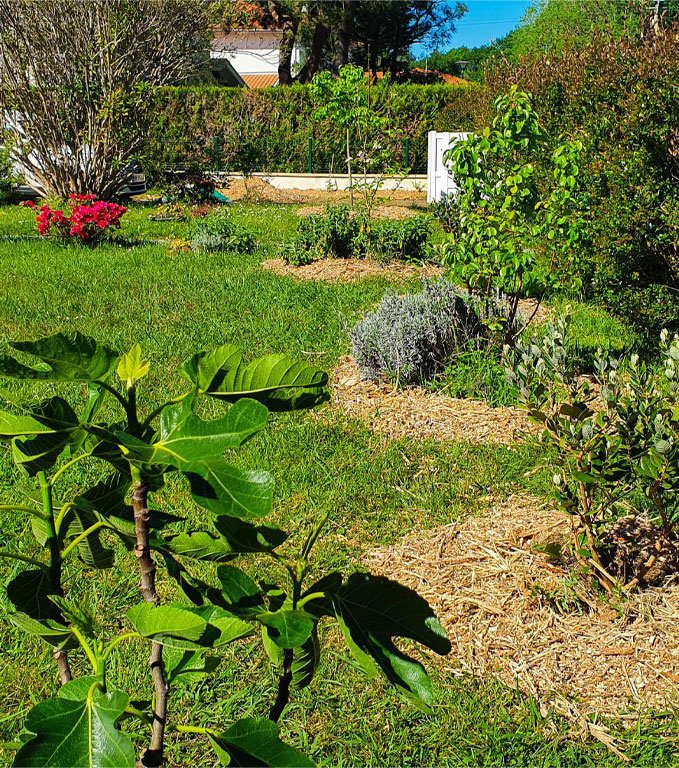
142,82,490,176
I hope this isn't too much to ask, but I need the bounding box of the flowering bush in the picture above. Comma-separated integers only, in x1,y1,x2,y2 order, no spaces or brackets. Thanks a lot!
21,193,127,243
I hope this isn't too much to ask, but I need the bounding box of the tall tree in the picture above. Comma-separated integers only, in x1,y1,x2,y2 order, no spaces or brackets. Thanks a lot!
0,0,210,198
352,0,466,80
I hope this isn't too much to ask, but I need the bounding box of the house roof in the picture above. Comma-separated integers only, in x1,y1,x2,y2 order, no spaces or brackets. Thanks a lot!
241,74,279,88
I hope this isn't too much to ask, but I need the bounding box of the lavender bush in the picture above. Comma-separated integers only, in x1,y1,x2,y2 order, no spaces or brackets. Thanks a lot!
350,279,485,385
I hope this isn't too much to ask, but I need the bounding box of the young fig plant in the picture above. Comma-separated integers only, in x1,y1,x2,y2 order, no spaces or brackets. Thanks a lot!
0,332,451,768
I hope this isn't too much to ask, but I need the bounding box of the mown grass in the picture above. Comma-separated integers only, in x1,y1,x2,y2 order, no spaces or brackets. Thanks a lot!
0,200,676,767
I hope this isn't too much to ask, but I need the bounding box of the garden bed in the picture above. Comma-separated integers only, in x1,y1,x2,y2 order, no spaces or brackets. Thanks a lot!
365,495,679,721
295,204,420,220
326,356,535,445
261,257,443,283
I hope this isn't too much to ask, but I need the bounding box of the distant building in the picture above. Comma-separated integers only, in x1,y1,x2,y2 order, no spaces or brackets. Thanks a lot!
210,24,304,88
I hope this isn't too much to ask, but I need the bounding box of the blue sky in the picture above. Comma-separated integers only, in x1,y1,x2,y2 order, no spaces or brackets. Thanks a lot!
414,0,533,55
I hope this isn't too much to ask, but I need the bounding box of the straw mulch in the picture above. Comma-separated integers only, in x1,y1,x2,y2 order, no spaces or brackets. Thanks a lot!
295,204,420,220
328,356,535,445
261,258,444,284
221,177,426,206
364,495,679,721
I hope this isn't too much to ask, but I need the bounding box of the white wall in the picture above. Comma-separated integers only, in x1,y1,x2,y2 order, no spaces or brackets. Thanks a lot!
211,30,302,76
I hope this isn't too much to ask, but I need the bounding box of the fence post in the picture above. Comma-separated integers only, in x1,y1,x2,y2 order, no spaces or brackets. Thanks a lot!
213,136,220,173
404,137,410,171
308,137,313,174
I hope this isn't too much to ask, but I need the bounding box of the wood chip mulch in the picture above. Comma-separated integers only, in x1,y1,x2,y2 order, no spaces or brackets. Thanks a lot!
261,258,444,284
295,204,421,220
327,356,535,446
364,495,679,722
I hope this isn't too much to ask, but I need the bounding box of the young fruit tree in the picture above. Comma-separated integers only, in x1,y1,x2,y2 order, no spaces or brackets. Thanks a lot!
441,87,585,343
0,333,451,767
311,64,402,214
0,0,211,199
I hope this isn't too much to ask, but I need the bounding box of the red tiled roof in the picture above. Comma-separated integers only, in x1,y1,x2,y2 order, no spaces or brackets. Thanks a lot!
241,74,279,88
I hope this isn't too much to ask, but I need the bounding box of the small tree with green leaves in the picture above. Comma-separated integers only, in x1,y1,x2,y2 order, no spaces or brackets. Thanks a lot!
311,65,403,216
0,332,451,767
441,87,584,342
504,317,679,593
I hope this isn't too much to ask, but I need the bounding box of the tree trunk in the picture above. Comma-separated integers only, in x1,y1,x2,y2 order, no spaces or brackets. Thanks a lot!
133,481,168,768
277,19,298,85
346,126,353,208
333,0,353,71
296,22,331,83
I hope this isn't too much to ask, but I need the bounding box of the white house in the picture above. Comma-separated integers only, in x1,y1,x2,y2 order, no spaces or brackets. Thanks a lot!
210,26,304,88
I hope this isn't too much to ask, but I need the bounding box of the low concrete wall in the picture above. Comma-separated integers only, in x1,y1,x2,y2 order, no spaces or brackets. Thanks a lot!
216,171,427,193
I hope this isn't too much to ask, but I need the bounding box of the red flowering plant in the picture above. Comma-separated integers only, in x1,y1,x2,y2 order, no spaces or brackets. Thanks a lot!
21,193,127,243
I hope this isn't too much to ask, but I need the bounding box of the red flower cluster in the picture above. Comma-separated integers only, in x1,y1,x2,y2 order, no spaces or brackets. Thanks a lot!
21,194,127,243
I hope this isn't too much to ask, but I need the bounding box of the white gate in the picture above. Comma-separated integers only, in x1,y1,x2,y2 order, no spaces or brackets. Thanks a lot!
427,131,470,204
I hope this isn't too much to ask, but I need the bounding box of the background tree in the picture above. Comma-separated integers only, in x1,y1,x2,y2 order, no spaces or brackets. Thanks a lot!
0,0,211,199
352,0,466,80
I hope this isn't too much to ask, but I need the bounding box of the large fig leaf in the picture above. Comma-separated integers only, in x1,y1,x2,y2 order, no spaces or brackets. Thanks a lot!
181,345,328,411
208,717,314,767
13,688,134,768
127,602,249,649
216,565,266,617
116,397,268,467
184,460,273,520
0,333,118,382
257,610,314,649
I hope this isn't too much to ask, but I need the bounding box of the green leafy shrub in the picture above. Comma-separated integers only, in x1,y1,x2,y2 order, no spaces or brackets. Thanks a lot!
504,315,679,592
191,211,255,254
297,203,360,259
0,333,451,767
362,215,435,263
0,141,15,202
487,29,679,335
143,82,490,177
285,205,434,265
441,87,585,342
350,278,485,385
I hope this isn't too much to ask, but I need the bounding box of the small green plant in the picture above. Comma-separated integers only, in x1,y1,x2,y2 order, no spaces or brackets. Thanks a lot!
442,87,584,342
505,316,679,592
0,333,451,767
191,211,255,254
363,215,434,263
311,65,402,215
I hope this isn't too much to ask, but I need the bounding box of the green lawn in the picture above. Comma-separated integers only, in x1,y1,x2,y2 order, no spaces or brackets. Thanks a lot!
0,201,676,767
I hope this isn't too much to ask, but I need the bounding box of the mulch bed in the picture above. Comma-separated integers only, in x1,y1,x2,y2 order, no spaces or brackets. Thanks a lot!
327,356,535,446
364,495,679,725
221,177,427,206
295,204,420,220
261,257,444,284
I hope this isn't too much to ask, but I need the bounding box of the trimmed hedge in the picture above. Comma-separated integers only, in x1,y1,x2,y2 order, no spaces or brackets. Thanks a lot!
142,83,490,177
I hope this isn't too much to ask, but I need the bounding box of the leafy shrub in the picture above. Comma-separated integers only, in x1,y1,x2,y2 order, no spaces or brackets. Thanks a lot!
297,203,360,259
441,88,585,342
286,205,434,264
362,215,434,263
0,334,450,766
504,315,679,592
21,194,127,243
144,82,490,177
191,211,255,254
350,278,484,385
487,29,679,335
